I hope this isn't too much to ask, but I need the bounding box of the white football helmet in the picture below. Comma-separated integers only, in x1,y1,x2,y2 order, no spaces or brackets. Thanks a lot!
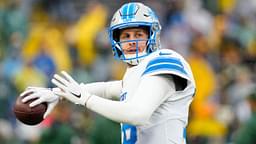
109,2,161,65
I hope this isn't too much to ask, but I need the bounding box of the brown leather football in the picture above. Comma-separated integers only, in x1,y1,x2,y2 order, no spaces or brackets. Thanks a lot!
13,94,47,125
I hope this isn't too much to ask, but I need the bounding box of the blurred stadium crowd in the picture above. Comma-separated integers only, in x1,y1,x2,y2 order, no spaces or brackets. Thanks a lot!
0,0,256,144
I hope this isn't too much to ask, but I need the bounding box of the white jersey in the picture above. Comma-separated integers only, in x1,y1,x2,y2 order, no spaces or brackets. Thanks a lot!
120,49,196,144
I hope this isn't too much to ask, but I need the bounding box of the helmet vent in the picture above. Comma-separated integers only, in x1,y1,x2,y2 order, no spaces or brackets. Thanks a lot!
143,14,150,17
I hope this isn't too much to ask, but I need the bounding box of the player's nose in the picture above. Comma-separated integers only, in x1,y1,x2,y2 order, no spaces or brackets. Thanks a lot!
128,39,136,46
128,41,136,46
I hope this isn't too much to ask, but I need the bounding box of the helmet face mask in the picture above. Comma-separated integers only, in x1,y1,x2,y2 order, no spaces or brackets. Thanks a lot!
109,2,161,65
114,39,148,65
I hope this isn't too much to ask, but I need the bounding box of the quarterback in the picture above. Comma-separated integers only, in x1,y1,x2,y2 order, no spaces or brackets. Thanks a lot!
20,2,196,144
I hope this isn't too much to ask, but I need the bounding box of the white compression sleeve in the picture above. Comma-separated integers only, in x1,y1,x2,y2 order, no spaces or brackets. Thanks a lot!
82,81,122,100
86,75,175,125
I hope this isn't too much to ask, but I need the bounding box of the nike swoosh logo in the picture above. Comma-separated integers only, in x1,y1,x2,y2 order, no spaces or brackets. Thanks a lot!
71,92,81,98
159,52,172,55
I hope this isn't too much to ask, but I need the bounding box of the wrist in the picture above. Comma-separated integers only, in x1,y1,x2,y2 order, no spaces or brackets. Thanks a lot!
81,92,93,106
51,87,62,101
85,95,93,106
85,94,94,108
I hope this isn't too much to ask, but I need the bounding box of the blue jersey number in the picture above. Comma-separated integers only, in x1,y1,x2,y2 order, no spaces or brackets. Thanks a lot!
120,92,137,144
122,124,137,144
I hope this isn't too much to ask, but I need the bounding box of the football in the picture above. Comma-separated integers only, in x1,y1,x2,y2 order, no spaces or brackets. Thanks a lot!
13,94,47,125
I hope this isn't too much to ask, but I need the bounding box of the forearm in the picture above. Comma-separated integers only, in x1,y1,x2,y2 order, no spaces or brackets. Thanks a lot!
86,96,146,125
82,80,122,99
86,75,175,125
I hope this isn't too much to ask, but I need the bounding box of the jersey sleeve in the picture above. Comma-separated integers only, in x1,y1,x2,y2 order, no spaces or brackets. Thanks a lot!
142,55,192,82
86,75,176,126
83,81,122,100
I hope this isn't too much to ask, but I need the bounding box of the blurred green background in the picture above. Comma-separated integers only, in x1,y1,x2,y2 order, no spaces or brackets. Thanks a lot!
0,0,256,143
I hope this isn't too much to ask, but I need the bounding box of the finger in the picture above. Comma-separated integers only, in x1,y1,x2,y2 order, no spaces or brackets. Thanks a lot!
61,71,76,83
21,87,49,97
52,87,61,92
43,106,52,119
20,89,34,97
43,109,51,119
26,86,46,90
43,101,58,119
51,79,69,92
21,93,39,103
53,74,69,86
29,98,43,107
53,91,70,97
54,91,78,103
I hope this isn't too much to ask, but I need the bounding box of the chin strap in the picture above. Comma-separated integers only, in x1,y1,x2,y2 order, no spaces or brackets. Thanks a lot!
124,50,148,65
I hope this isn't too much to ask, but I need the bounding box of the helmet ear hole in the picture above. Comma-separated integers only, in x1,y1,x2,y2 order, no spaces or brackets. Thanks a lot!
152,23,160,31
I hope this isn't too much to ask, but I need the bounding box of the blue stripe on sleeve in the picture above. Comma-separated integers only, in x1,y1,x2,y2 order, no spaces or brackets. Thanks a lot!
143,63,187,76
142,57,187,76
147,57,184,68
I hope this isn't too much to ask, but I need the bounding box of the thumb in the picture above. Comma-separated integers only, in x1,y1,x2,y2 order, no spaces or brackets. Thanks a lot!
43,101,58,119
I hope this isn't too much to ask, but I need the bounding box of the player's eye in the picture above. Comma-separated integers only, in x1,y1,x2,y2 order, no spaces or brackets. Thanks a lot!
120,33,130,40
135,32,146,39
135,33,143,38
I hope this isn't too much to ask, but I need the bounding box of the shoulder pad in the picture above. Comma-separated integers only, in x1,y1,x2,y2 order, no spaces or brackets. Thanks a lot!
142,55,189,79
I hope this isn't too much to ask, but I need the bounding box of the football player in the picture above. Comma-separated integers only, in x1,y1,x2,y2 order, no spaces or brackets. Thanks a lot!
20,2,196,144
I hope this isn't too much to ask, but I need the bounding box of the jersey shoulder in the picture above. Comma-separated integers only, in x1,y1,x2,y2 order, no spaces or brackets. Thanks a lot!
141,49,194,83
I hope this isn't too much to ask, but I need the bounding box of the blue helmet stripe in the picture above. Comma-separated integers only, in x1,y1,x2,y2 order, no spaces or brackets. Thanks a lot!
126,3,130,19
121,3,137,20
128,3,136,19
142,63,187,76
121,4,129,20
